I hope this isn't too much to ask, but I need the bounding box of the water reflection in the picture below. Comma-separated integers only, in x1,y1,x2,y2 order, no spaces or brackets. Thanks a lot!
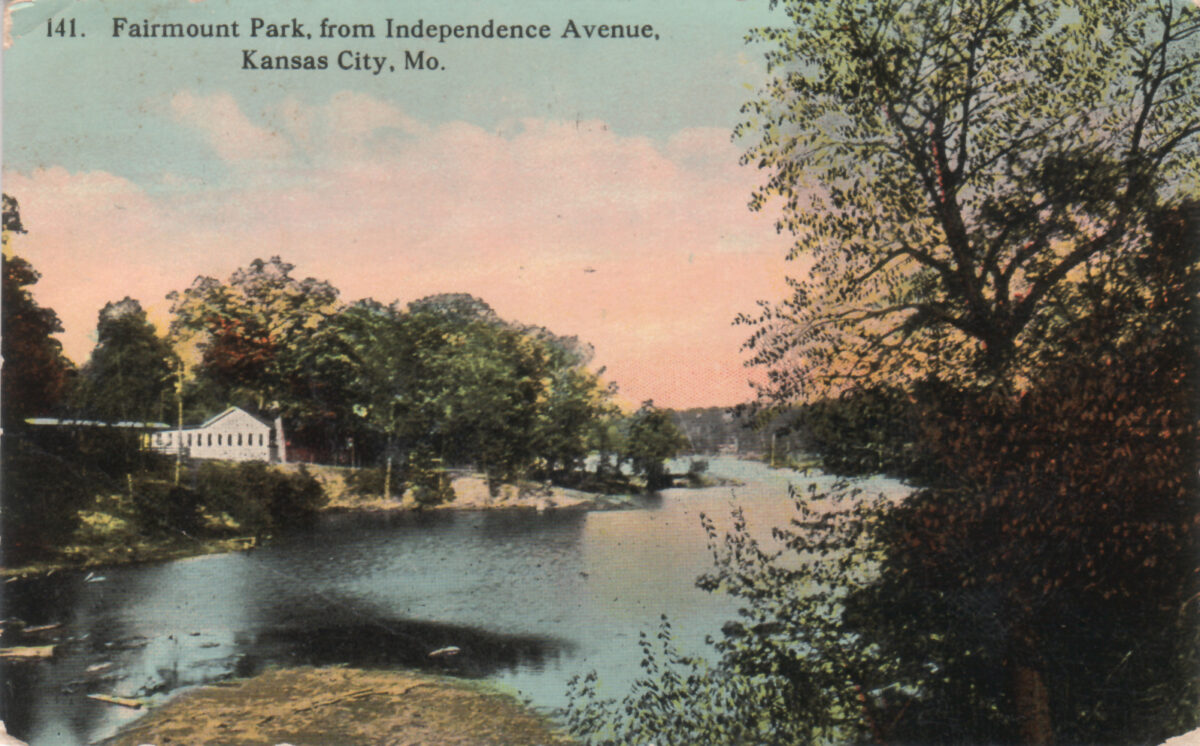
1,458,908,745
250,618,568,676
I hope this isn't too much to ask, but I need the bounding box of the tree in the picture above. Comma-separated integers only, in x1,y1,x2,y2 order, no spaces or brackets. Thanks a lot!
845,203,1200,745
74,298,174,423
1,194,87,558
296,293,613,488
168,256,340,414
730,2,1200,742
621,402,688,491
1,194,72,430
522,329,616,481
297,299,414,472
390,294,614,486
569,3,1199,744
738,0,1200,401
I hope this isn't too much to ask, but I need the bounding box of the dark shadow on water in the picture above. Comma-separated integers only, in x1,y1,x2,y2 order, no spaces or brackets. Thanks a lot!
242,617,570,679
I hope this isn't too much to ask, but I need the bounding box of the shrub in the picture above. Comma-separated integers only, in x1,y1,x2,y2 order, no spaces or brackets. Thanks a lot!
191,462,326,535
1,437,98,561
131,480,203,536
685,458,709,486
344,464,405,498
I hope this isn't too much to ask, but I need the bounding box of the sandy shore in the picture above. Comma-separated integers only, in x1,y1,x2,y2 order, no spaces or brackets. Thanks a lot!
319,468,641,513
100,666,576,746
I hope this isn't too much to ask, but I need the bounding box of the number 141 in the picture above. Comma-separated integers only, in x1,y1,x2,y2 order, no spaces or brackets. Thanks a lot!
47,18,78,37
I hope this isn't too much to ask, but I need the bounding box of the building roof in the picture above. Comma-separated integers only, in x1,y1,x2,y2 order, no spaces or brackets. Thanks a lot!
24,418,170,429
196,406,273,430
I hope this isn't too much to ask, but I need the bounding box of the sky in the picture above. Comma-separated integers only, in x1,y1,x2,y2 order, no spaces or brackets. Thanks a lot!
2,0,792,409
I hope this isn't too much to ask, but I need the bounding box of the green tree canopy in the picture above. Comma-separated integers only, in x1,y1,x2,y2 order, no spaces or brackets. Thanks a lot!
621,402,689,491
74,297,174,423
168,256,340,414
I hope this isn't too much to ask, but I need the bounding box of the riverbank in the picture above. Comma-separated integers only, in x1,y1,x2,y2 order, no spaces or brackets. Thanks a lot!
0,534,258,579
314,465,644,513
100,665,576,746
0,466,646,578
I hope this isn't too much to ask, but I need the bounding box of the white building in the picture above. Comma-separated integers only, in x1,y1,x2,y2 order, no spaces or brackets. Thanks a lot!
150,406,280,462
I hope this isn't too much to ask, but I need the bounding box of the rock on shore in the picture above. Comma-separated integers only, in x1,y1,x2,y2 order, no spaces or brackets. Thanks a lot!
102,666,575,746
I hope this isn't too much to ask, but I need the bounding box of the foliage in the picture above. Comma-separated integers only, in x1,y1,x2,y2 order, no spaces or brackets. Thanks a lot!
343,463,406,498
617,207,1195,744
403,448,455,507
621,402,689,490
721,0,1200,741
1,437,100,560
131,481,204,536
1,195,72,430
302,293,613,484
167,263,614,480
190,462,326,535
73,297,174,423
567,484,896,745
848,207,1200,744
738,0,1200,400
295,299,410,463
791,386,923,478
168,256,340,415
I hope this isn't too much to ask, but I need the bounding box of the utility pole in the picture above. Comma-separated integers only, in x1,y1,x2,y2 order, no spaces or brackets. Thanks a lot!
174,376,183,485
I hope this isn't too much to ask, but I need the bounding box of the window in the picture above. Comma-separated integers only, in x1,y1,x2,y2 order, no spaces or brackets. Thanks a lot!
208,433,212,446
237,433,243,446
217,434,222,446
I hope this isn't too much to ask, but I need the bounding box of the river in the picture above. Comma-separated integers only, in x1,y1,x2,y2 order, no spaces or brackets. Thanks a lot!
0,457,907,745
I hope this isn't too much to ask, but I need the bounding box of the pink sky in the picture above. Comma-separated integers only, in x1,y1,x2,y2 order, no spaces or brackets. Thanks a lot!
6,91,790,409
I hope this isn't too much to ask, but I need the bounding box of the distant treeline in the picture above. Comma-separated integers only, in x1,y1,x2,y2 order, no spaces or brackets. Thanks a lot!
3,196,693,563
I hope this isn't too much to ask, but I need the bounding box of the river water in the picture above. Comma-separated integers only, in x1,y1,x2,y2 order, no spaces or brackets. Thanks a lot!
1,457,907,745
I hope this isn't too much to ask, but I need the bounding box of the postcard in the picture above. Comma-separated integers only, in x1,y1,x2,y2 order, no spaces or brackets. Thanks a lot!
3,0,1196,744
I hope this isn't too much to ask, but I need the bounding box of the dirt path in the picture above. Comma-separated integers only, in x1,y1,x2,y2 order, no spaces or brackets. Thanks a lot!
102,666,576,746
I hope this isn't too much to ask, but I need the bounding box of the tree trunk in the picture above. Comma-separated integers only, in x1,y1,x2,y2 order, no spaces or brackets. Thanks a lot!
1009,621,1054,745
384,455,393,502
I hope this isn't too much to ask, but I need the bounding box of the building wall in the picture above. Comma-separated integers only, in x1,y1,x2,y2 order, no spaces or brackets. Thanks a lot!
150,408,272,462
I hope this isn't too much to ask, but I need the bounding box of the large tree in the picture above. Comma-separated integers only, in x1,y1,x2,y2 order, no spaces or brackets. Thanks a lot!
739,0,1200,400
566,4,1199,745
732,2,1200,742
74,297,174,423
168,256,340,414
1,194,72,430
397,294,613,484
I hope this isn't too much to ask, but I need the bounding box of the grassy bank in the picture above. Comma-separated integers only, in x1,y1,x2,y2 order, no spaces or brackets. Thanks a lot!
1,463,646,578
101,666,575,746
4,456,736,578
0,533,257,579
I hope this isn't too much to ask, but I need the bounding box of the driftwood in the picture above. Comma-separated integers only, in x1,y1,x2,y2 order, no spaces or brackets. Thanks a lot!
0,646,54,660
86,693,144,709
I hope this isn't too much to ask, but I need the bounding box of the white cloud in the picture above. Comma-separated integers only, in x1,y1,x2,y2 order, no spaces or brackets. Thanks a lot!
7,91,788,407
